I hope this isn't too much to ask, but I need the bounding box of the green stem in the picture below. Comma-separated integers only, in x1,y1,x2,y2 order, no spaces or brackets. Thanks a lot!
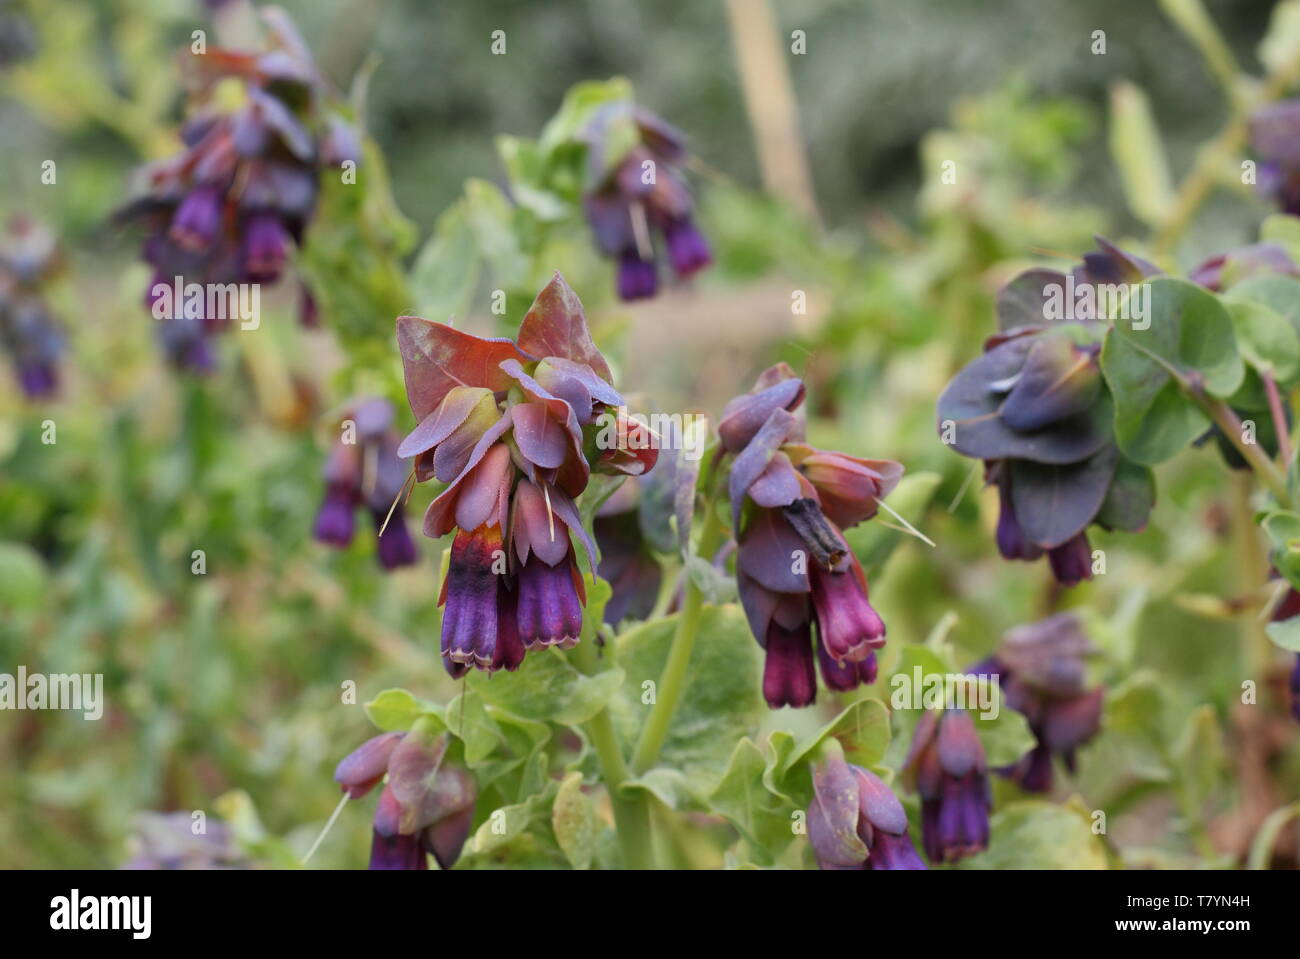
631,508,726,775
571,640,654,869
1189,388,1290,504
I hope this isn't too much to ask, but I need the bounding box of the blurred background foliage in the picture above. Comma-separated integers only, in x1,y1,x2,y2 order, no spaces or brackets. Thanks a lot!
1,0,1298,868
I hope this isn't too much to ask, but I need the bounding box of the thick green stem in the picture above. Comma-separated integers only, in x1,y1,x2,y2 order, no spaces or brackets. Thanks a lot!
571,640,654,869
631,509,726,775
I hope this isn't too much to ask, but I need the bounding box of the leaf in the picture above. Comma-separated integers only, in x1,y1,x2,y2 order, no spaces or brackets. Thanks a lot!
955,801,1108,869
1259,508,1300,589
610,604,765,790
551,772,597,869
444,688,505,764
1173,704,1224,815
973,701,1037,767
706,739,798,863
620,767,695,809
1101,276,1243,464
937,337,1114,464
365,688,442,732
1108,81,1174,228
1224,295,1300,383
408,200,479,322
395,316,524,420
469,648,625,727
1098,670,1172,783
1009,445,1119,548
996,269,1069,331
1265,615,1300,651
773,698,893,786
463,178,529,291
0,542,48,612
1095,456,1156,532
516,272,613,382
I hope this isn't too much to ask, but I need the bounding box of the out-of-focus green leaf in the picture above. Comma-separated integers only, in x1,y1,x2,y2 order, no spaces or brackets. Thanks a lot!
1108,81,1175,228
955,801,1108,869
551,771,597,869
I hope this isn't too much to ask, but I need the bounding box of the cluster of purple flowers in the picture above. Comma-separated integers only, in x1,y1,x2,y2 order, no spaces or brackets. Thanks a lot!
807,755,926,870
395,272,656,676
312,397,418,571
723,363,903,708
0,217,63,399
581,104,711,300
116,8,357,370
334,730,476,870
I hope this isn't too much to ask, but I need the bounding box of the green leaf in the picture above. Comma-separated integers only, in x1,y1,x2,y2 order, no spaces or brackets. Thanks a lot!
1095,456,1157,532
551,771,598,869
0,542,48,612
1259,508,1300,589
706,738,798,863
408,200,479,321
973,701,1038,768
610,604,765,790
1101,277,1243,464
955,801,1108,869
464,178,530,290
444,688,505,763
1265,615,1300,651
1224,291,1300,383
469,648,625,727
1108,81,1174,228
364,688,442,732
1098,670,1171,782
619,767,695,809
1173,704,1224,816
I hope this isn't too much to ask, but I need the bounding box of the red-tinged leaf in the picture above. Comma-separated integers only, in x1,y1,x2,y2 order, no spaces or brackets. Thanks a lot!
515,272,613,382
396,316,524,421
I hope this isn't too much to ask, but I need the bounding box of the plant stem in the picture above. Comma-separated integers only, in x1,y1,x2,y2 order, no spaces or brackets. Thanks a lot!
1262,370,1293,467
570,640,654,869
1191,389,1290,504
631,508,726,776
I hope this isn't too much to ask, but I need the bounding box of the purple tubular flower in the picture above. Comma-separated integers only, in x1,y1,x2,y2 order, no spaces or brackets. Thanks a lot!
807,757,926,870
809,555,886,663
333,731,404,798
440,525,504,670
994,468,1042,561
372,508,417,570
515,553,584,650
762,621,817,709
169,184,224,252
617,252,658,300
314,482,357,546
664,216,711,276
241,212,289,282
817,642,877,692
1047,531,1093,586
904,709,991,863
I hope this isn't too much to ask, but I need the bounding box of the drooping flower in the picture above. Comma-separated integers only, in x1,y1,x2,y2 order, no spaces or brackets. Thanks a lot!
334,730,476,871
396,272,656,677
973,613,1103,792
312,397,418,571
1250,101,1300,215
581,103,711,301
116,7,358,370
806,755,926,870
0,217,64,398
903,708,991,863
725,364,903,708
937,237,1159,586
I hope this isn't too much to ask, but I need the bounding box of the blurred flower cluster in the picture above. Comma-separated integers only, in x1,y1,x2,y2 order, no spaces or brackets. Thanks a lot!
334,731,476,870
581,103,711,300
313,397,418,571
937,238,1159,585
0,217,63,398
396,272,655,676
121,812,248,870
903,707,990,863
974,612,1103,791
724,363,903,708
116,7,358,370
